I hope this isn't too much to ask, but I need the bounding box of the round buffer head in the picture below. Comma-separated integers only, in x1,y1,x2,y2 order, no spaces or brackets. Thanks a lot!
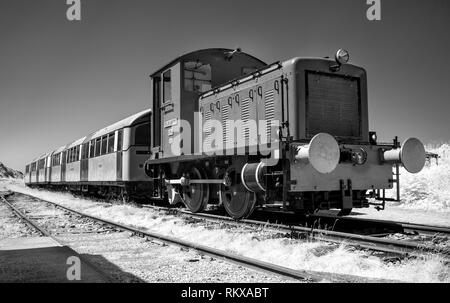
400,137,426,173
308,133,340,174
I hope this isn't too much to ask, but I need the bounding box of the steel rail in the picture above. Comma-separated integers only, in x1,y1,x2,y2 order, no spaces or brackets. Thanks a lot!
12,192,396,283
1,195,53,238
309,214,450,236
143,205,450,257
0,193,115,283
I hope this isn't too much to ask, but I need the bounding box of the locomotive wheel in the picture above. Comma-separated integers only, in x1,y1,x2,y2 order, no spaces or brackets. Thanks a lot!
219,166,256,219
181,166,209,213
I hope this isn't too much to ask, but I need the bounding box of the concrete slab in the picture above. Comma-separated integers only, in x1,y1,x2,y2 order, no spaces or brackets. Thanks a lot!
0,237,110,282
0,237,61,251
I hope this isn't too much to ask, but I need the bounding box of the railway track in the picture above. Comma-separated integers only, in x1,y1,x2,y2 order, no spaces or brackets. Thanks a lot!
0,192,114,282
308,213,450,236
0,191,397,283
141,205,450,258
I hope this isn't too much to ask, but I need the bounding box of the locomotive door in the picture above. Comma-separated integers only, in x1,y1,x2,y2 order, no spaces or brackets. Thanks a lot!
160,65,181,158
152,76,161,153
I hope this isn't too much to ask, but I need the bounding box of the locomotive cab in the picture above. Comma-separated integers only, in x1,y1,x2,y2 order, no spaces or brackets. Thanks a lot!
149,48,267,159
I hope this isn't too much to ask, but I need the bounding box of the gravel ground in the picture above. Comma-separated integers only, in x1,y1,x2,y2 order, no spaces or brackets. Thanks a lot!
8,198,298,283
0,200,40,239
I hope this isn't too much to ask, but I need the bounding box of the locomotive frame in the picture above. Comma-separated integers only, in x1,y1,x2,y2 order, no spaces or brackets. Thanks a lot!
25,48,426,219
143,48,426,219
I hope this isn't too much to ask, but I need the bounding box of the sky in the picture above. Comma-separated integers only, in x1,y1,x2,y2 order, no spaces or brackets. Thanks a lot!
0,0,449,171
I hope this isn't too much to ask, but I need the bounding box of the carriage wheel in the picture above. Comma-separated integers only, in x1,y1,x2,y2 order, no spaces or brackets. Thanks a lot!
181,166,209,213
219,165,256,219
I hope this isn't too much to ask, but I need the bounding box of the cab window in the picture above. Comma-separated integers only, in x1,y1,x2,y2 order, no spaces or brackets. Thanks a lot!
184,61,212,93
163,70,171,103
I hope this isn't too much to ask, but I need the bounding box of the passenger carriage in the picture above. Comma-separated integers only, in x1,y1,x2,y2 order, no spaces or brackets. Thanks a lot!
26,109,152,201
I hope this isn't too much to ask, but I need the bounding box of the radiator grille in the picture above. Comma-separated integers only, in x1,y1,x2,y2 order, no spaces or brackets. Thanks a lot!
264,90,275,143
241,98,251,144
222,100,230,147
203,107,213,148
306,71,361,139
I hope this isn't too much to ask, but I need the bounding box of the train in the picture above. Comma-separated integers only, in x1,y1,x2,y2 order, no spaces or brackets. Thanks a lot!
25,48,426,219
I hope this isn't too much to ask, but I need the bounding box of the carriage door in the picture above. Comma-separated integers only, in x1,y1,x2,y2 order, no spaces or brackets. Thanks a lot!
61,151,67,182
81,142,89,181
116,129,123,181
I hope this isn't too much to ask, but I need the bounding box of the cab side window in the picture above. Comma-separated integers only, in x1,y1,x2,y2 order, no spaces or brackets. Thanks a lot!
184,61,212,93
163,70,171,103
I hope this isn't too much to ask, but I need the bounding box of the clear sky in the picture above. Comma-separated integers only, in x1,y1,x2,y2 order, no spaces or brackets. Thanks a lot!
0,0,449,171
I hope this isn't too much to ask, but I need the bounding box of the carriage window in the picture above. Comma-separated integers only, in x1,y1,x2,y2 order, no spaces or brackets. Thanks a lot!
52,153,59,166
95,138,101,157
184,62,212,93
89,140,95,158
25,165,30,173
108,133,115,153
101,135,107,155
163,70,171,103
135,123,150,146
31,162,36,171
76,145,80,161
38,159,45,169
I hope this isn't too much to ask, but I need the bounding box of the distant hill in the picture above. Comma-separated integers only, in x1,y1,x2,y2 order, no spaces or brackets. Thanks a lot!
0,162,23,179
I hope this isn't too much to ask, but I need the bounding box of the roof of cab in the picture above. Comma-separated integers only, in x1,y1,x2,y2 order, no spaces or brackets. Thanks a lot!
150,48,267,77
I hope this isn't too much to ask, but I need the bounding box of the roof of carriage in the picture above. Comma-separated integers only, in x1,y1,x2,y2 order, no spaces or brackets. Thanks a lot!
87,108,151,140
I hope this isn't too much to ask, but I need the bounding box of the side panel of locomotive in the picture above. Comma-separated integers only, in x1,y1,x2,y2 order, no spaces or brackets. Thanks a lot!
196,54,425,216
200,64,284,157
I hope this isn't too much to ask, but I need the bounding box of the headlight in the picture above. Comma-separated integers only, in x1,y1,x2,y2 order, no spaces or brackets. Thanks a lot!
369,131,377,145
335,49,350,65
351,148,367,165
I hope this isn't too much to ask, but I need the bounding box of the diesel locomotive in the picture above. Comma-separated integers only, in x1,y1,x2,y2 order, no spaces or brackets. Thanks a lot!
25,48,426,219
